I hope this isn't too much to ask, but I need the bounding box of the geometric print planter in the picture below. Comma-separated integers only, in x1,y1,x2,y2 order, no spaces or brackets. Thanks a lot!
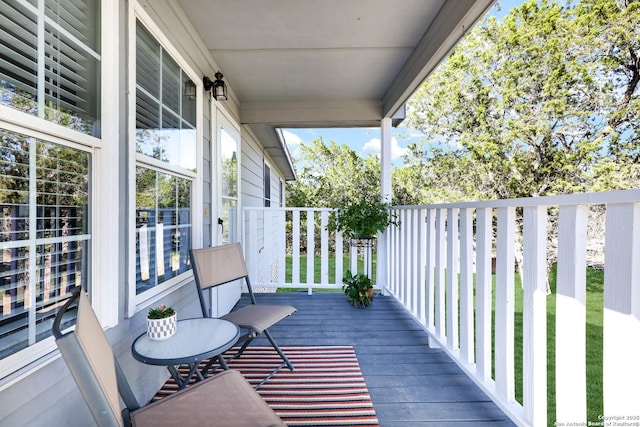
146,312,177,341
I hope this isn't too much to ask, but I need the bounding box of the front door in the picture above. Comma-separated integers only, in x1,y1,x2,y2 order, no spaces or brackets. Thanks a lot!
218,116,239,245
212,109,241,316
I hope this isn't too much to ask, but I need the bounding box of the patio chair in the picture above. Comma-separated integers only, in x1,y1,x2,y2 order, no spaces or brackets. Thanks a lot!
52,287,284,427
189,243,296,387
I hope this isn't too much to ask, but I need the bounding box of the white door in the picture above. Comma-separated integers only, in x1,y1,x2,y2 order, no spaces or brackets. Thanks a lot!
212,109,241,316
218,118,239,245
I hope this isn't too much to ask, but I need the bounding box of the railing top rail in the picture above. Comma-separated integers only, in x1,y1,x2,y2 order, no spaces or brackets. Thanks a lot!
392,189,640,211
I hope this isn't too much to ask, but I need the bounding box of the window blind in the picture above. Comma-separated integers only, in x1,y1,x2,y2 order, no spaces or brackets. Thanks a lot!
0,0,100,136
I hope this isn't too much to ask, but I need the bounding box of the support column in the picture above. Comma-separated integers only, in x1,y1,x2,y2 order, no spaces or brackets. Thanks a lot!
377,118,392,294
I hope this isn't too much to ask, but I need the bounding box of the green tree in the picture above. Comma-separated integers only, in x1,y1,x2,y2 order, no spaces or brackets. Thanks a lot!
286,137,381,207
403,0,639,202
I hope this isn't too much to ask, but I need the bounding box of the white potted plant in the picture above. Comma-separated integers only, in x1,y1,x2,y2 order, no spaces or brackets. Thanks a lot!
146,304,177,340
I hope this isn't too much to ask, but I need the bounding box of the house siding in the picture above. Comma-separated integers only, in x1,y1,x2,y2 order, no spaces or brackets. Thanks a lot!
0,0,291,425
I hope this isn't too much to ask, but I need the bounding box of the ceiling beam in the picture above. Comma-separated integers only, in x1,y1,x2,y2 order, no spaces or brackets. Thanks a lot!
240,99,383,128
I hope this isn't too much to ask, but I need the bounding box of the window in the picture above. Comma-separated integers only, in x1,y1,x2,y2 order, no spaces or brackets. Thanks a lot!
264,164,271,207
134,20,196,296
0,128,90,360
220,127,238,244
135,22,196,171
0,0,101,137
135,168,191,294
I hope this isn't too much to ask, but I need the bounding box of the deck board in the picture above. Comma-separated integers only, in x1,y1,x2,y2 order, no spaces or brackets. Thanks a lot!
240,291,516,427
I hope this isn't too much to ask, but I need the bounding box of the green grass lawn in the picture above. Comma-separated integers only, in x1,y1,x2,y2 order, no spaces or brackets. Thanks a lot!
494,264,602,425
279,254,376,292
280,255,604,424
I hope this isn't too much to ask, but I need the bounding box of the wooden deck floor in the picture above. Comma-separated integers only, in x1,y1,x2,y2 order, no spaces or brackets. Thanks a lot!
243,291,516,427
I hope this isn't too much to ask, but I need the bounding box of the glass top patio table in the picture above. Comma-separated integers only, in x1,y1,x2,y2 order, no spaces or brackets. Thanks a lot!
132,317,240,389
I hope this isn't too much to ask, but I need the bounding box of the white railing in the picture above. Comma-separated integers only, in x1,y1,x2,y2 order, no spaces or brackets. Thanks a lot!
387,190,640,427
243,190,640,426
242,207,375,294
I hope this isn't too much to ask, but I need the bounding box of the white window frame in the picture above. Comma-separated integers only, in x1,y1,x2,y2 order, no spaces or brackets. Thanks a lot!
126,2,203,317
0,0,119,379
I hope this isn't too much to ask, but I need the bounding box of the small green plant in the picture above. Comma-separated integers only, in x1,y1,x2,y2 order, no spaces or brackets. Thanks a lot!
328,198,399,240
147,304,175,319
342,270,373,308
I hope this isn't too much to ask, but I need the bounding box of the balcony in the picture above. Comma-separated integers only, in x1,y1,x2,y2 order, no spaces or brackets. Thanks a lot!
243,189,640,426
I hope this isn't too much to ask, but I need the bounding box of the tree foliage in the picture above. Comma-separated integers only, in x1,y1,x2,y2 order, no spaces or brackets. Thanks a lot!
400,0,639,203
286,137,382,207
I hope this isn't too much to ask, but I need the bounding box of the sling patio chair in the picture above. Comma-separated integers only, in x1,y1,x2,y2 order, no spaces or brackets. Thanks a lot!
189,243,296,388
52,287,284,427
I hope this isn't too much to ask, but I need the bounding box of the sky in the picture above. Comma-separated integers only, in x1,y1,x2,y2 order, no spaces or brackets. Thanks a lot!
282,0,523,167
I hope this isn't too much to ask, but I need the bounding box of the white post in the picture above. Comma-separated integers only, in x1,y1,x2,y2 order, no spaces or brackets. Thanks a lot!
426,209,436,333
306,210,315,294
603,202,640,417
446,208,459,350
435,209,446,340
495,207,515,401
292,210,301,285
476,207,492,382
556,205,587,424
377,117,392,293
523,206,548,426
459,208,474,364
320,211,329,286
417,208,427,324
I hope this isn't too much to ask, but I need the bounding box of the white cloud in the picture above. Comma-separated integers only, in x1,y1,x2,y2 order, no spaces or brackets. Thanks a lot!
362,137,407,160
282,129,303,146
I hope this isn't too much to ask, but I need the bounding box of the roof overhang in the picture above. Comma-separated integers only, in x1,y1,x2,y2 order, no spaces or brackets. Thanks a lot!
178,0,495,178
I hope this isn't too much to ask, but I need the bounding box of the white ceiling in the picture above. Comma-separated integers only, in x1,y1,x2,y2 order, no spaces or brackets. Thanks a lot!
176,0,494,178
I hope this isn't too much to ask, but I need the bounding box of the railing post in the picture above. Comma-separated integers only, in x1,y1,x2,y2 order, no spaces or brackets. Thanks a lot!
335,229,343,287
495,207,515,401
417,208,427,324
476,207,492,382
425,209,436,337
446,208,459,350
320,211,329,286
459,207,474,364
435,209,446,341
556,205,587,424
603,202,640,417
306,210,315,294
401,209,408,306
523,205,548,426
292,210,301,286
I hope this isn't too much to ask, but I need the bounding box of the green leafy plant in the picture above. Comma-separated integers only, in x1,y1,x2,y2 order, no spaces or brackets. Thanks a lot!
328,198,399,240
147,304,175,319
342,270,373,308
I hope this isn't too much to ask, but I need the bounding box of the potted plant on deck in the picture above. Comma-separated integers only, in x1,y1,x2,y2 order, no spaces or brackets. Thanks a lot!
342,270,374,308
146,304,177,340
328,197,398,307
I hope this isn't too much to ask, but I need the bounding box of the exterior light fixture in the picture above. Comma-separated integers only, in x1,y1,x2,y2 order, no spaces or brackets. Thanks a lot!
203,71,227,101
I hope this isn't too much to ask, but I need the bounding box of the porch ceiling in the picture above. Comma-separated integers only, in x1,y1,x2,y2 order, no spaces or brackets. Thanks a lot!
177,0,493,179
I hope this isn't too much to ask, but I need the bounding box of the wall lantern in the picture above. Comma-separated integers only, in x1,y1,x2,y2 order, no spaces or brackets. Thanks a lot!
203,71,227,101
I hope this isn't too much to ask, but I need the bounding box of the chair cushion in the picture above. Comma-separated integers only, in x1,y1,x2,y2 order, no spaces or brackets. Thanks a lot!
130,370,284,427
222,304,296,334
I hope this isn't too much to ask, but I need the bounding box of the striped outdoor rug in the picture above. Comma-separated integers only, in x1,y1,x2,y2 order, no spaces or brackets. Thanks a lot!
153,346,379,426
